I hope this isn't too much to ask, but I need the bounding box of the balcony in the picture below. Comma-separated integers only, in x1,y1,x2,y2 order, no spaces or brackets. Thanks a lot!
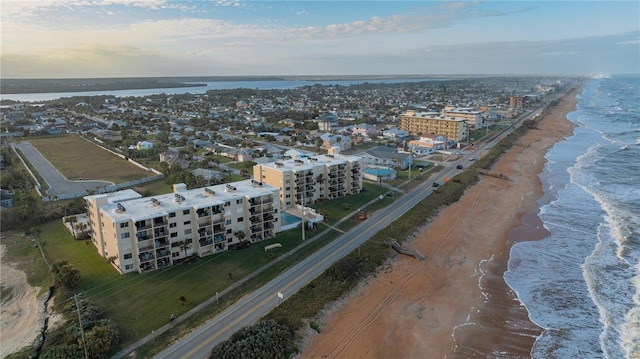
156,249,170,258
157,258,170,268
199,218,212,227
135,221,151,230
213,234,226,243
138,244,153,252
251,226,263,234
155,239,169,248
152,218,167,227
213,224,225,234
139,252,155,262
153,229,168,238
199,238,214,246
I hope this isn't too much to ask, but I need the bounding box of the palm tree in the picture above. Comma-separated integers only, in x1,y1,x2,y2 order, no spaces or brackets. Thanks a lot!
178,240,192,257
234,230,246,242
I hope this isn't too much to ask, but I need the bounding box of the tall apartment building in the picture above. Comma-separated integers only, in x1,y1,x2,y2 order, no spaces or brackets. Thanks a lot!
253,153,363,208
441,107,485,129
509,96,526,112
400,110,468,142
84,180,281,274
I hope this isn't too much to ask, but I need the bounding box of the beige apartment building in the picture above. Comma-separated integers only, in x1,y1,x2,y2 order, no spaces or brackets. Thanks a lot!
253,153,363,208
442,107,485,129
400,110,469,142
84,180,281,274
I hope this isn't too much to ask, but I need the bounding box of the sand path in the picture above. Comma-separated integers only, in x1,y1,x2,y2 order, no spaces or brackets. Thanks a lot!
300,89,579,359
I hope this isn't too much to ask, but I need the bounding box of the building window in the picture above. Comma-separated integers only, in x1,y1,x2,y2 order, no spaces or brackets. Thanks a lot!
226,219,232,225
285,179,290,184
236,199,243,204
225,201,231,206
285,187,290,191
169,223,177,228
125,264,133,270
237,217,243,222
184,220,191,225
172,252,180,258
121,232,130,239
183,209,190,215
184,229,192,235
227,237,233,243
170,232,178,238
169,212,176,218
120,222,129,228
124,253,132,260
226,229,232,234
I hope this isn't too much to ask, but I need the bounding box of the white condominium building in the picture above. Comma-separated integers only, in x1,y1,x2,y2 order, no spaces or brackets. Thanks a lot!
84,180,281,274
253,153,363,208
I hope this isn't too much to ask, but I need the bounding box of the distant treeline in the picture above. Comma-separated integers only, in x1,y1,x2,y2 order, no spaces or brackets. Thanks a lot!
0,78,206,94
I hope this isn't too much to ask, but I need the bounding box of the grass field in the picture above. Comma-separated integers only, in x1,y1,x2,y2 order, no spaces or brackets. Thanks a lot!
26,134,153,183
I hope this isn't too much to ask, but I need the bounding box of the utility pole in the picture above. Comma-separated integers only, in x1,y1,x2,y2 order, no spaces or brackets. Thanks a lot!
75,294,89,359
301,190,305,241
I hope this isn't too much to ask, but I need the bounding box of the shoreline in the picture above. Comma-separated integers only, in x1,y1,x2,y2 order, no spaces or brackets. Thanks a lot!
300,87,580,358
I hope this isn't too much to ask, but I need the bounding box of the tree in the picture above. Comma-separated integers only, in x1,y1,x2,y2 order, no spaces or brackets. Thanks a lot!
180,296,186,306
51,260,82,289
234,230,246,242
178,240,192,257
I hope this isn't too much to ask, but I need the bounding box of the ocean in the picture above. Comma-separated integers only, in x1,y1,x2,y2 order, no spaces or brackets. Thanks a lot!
505,74,640,358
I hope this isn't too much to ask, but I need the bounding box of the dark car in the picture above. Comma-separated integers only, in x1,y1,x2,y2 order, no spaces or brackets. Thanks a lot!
456,165,463,169
432,182,439,187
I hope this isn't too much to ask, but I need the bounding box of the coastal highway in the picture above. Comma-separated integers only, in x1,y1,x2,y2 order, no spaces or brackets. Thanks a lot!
154,88,572,359
156,165,463,359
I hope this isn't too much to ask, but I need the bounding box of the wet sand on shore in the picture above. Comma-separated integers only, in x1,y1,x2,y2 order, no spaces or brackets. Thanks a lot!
299,88,580,359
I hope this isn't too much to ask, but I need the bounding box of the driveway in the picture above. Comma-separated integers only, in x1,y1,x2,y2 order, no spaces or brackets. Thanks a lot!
13,142,113,197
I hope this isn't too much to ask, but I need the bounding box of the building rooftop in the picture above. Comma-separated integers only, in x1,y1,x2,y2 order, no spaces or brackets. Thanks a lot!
259,153,361,172
97,180,278,222
85,189,143,204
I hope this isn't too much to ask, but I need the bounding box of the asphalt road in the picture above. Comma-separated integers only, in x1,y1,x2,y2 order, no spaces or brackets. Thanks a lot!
153,91,569,359
13,141,113,197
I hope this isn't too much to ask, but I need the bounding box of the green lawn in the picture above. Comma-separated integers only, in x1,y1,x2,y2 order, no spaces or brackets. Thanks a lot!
36,219,313,344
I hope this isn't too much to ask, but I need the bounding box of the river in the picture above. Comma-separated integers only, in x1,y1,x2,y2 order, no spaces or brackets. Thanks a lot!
1,78,443,102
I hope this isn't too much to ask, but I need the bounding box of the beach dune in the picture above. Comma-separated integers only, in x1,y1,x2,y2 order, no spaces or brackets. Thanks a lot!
300,88,579,359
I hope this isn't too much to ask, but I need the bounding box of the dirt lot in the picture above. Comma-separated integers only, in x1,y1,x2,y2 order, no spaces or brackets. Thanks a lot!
25,134,153,183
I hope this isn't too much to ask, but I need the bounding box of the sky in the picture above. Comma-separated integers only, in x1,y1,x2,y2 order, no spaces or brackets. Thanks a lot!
1,0,639,78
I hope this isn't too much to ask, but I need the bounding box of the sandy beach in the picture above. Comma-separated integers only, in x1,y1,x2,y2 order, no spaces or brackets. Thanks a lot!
0,245,43,358
300,88,580,359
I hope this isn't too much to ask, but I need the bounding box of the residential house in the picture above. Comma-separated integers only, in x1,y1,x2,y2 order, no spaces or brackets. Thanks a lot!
356,146,413,170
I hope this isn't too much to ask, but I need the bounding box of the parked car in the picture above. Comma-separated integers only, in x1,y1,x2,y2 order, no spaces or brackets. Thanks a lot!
432,182,439,187
469,157,476,161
